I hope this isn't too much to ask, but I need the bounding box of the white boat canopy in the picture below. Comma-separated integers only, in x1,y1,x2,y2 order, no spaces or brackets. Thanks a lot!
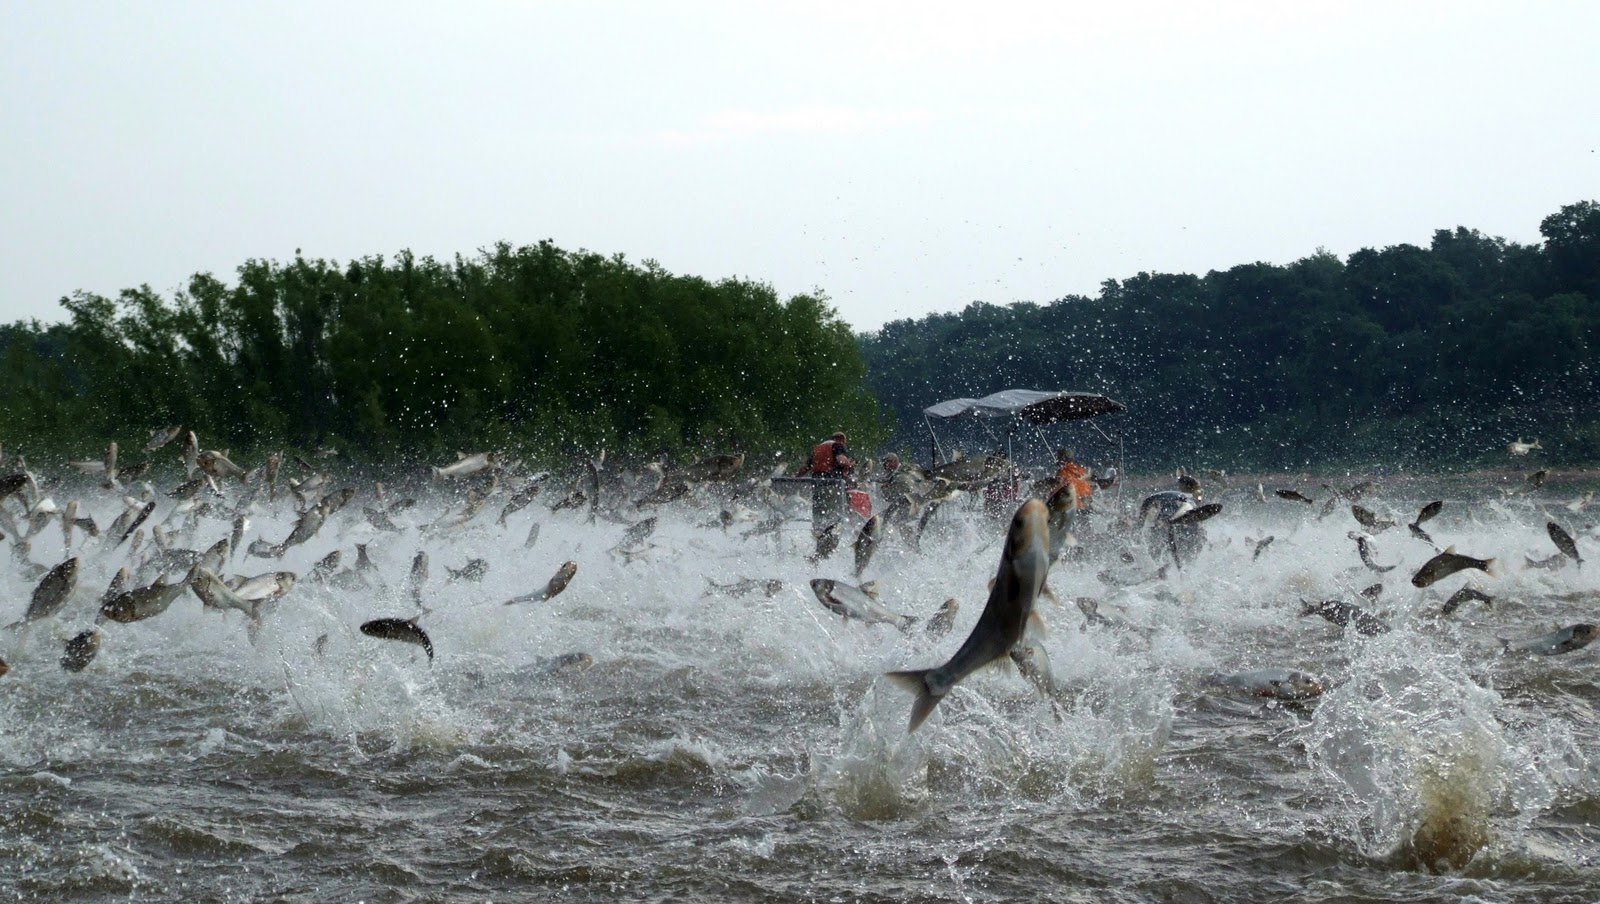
922,389,1125,424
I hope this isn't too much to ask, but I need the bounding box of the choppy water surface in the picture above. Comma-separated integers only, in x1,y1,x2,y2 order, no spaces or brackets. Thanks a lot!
2,468,1599,902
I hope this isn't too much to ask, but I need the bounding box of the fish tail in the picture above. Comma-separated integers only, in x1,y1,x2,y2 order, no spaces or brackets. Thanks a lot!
1484,557,1498,578
897,616,921,633
884,669,942,732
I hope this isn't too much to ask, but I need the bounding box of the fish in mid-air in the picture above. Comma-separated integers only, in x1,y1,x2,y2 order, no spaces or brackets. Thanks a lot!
809,579,918,631
1507,437,1541,456
886,499,1050,732
505,561,578,605
1500,624,1596,656
1411,547,1496,588
1547,521,1583,565
359,618,435,662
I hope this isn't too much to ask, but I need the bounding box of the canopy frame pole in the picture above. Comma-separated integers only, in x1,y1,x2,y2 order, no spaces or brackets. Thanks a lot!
924,414,945,465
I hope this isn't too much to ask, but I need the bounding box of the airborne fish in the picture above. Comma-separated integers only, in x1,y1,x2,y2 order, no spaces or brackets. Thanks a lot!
887,499,1050,732
811,522,840,562
1547,521,1583,565
1168,502,1222,526
1415,500,1444,525
1275,489,1314,505
5,557,80,628
1300,599,1390,636
100,568,195,624
1500,624,1597,656
359,617,434,662
1351,505,1395,533
432,452,495,479
1352,533,1395,573
1440,586,1493,616
190,567,267,620
853,515,882,578
505,561,578,605
1507,437,1541,456
809,579,918,631
446,558,490,583
61,627,102,672
924,598,959,639
1411,547,1496,587
681,452,745,482
146,425,184,452
1251,536,1275,560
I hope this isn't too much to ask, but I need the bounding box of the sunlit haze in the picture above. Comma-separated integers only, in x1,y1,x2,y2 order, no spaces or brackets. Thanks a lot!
3,1,1596,330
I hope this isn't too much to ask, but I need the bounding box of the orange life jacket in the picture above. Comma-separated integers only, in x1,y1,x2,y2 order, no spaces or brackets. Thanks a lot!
810,441,842,476
1057,462,1092,508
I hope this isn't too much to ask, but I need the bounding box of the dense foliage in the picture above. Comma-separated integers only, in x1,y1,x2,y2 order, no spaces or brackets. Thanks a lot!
861,201,1600,472
0,243,885,467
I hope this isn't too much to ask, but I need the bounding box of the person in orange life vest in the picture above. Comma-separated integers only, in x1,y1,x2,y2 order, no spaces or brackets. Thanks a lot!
798,432,855,480
1055,447,1092,509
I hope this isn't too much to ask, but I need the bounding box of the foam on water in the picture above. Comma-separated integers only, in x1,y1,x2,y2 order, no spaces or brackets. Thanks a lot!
0,471,1598,898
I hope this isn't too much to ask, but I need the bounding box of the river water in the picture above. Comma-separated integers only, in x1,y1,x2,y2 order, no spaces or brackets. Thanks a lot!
1,467,1598,902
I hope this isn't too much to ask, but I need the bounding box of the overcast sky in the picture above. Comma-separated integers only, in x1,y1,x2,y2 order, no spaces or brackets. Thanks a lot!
4,1,1597,332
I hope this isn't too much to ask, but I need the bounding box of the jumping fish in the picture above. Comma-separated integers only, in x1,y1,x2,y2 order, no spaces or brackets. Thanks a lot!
1440,586,1493,616
1351,505,1395,533
1500,624,1597,656
1547,522,1583,565
924,598,959,639
1411,547,1496,588
505,561,578,605
1300,599,1390,636
359,617,434,662
61,627,102,672
146,425,184,452
1352,533,1395,573
100,568,195,624
853,515,882,578
886,499,1050,732
810,579,918,631
5,557,80,628
446,558,490,583
432,451,496,480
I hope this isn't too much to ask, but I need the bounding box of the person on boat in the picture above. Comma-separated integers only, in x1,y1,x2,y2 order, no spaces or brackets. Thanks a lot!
798,432,854,481
1055,447,1093,510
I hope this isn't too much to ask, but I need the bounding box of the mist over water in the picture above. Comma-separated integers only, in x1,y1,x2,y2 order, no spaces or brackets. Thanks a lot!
1,468,1598,901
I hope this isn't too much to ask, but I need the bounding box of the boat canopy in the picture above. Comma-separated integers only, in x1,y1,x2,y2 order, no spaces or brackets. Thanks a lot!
922,389,1125,424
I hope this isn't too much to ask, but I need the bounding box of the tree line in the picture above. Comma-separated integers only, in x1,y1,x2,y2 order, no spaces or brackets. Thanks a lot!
861,201,1600,472
0,243,886,470
3,201,1595,476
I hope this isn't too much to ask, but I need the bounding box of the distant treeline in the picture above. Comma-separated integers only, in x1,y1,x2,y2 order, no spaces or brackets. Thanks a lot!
0,243,885,467
861,201,1600,472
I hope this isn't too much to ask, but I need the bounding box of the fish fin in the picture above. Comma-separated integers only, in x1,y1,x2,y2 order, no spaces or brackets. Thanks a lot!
897,616,920,632
1040,581,1059,607
1027,609,1049,638
884,669,941,732
1497,637,1511,654
861,581,880,599
1444,545,1456,555
1484,558,1498,578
